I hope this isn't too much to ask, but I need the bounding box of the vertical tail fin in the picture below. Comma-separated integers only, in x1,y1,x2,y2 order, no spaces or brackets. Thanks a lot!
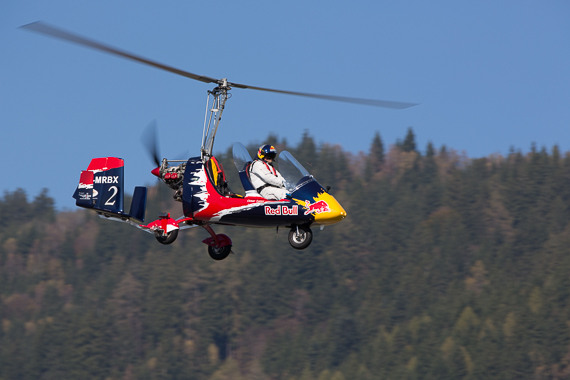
91,158,125,214
129,186,147,222
73,157,146,222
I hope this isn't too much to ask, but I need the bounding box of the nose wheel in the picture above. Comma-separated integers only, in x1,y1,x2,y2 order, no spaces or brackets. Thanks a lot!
288,225,313,249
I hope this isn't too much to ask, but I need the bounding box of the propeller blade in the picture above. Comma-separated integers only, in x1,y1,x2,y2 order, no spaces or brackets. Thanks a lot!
21,21,417,109
141,120,161,167
20,21,219,84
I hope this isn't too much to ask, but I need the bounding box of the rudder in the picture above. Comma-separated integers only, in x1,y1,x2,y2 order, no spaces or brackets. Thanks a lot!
73,157,146,221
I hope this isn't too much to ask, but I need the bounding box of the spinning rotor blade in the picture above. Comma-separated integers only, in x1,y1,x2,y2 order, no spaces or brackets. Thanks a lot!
229,82,417,109
21,21,417,109
20,21,218,84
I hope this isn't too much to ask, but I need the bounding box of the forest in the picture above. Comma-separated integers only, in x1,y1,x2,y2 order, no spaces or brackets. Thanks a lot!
2,129,570,379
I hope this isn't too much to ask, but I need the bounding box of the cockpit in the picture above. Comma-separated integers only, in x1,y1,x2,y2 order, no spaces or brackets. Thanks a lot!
231,142,313,198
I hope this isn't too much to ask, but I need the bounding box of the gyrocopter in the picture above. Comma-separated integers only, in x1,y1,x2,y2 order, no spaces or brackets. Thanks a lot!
22,21,416,260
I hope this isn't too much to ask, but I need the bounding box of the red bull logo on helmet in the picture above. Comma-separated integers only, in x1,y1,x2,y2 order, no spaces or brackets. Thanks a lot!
304,200,330,215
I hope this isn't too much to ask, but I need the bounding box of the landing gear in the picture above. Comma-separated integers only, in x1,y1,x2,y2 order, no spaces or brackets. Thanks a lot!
140,213,181,245
155,229,178,245
202,225,232,260
208,245,232,260
288,225,313,249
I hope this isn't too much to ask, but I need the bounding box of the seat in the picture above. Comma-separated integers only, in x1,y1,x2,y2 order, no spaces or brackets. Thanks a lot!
206,157,234,197
240,161,259,197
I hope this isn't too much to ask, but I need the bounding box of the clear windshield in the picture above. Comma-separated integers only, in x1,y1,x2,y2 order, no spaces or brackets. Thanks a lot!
278,151,311,190
232,142,253,172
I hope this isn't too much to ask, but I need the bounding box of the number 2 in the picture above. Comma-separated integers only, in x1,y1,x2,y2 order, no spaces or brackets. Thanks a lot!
105,186,118,206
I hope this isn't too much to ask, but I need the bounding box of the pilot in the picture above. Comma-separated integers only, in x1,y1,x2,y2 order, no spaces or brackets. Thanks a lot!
249,144,289,200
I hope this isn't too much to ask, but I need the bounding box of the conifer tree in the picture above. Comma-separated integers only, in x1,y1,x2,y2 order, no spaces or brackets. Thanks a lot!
365,131,385,177
401,127,417,152
294,130,318,170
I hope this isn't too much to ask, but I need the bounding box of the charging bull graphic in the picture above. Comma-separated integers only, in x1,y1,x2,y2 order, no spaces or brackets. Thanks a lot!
304,200,331,215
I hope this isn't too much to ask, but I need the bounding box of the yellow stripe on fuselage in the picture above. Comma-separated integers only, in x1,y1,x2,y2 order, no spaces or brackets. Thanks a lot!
294,191,347,225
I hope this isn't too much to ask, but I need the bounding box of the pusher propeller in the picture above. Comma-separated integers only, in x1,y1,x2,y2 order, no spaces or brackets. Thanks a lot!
21,21,417,109
141,120,161,168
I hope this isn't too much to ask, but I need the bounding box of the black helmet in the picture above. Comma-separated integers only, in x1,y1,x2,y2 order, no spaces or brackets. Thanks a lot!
257,144,277,160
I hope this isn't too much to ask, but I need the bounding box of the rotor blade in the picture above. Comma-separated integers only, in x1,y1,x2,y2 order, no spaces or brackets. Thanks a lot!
229,81,417,109
20,21,219,84
21,21,417,109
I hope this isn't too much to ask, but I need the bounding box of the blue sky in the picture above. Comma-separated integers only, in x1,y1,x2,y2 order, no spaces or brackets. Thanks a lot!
1,1,569,210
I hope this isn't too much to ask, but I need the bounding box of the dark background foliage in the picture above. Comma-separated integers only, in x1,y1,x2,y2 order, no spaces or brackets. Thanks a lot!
2,130,570,379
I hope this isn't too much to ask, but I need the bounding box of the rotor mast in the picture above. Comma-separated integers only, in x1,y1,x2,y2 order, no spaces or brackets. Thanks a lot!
201,79,230,160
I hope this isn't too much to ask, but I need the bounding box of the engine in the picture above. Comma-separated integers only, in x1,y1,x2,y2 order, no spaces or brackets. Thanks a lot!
152,159,186,201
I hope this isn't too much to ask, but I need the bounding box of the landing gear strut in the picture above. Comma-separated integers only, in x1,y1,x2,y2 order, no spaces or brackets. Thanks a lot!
288,225,313,249
202,225,232,260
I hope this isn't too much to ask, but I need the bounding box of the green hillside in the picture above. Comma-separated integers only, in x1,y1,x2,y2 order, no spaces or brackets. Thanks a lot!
2,130,570,379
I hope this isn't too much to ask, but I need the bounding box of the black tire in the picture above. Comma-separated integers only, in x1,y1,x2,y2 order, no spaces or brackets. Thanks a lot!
288,226,313,249
208,245,232,260
155,229,178,245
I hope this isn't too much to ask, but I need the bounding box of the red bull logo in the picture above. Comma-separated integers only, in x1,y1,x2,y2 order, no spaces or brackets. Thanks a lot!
304,200,330,215
264,205,299,216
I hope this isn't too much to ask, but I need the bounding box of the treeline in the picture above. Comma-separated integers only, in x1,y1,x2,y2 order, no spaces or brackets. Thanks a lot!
2,129,570,379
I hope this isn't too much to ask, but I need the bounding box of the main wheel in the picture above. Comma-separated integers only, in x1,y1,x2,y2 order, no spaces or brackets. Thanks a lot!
288,226,313,249
208,245,232,260
155,229,178,245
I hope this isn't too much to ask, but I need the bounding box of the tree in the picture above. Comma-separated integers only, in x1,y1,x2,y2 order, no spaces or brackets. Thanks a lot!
108,272,144,363
5,135,570,379
143,253,184,346
294,130,318,171
365,132,385,177
67,311,113,379
399,127,417,153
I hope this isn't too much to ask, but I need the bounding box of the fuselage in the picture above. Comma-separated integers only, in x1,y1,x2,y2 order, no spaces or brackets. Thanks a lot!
182,156,346,227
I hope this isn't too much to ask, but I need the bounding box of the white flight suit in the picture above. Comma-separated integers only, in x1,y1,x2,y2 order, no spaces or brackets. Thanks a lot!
249,159,289,200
